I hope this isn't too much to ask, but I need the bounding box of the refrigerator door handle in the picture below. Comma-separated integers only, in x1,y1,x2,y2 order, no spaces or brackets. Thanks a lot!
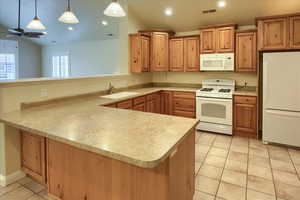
265,109,300,118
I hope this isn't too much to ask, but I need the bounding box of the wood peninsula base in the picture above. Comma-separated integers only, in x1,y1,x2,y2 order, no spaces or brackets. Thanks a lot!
21,129,195,200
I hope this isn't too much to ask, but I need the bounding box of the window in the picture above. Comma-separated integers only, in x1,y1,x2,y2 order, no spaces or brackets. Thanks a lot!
52,53,70,78
0,40,18,80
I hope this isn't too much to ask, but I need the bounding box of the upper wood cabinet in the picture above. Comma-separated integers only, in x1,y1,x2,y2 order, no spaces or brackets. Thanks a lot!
200,24,236,53
257,17,288,50
257,13,300,51
184,37,200,72
169,36,200,72
200,29,215,53
151,32,170,72
235,30,257,73
21,131,46,184
169,38,184,72
216,26,235,52
129,34,150,73
290,15,300,49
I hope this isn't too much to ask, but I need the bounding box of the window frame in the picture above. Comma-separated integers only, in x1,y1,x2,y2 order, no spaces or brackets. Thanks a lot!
51,52,71,78
0,39,19,81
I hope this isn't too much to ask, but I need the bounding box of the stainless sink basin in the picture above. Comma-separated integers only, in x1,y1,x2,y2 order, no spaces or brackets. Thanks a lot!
101,92,139,99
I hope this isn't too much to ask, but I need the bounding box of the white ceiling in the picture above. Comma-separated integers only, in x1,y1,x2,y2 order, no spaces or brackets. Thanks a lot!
0,0,123,45
1,0,300,46
128,0,300,32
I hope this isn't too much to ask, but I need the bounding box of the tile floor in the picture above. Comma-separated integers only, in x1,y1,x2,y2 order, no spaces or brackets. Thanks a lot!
1,131,300,200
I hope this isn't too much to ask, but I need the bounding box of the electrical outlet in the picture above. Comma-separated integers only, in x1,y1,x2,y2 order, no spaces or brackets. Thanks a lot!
40,89,48,97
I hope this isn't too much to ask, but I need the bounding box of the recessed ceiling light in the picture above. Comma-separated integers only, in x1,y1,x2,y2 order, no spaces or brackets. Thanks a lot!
218,1,226,7
68,26,74,31
164,8,173,16
101,20,108,26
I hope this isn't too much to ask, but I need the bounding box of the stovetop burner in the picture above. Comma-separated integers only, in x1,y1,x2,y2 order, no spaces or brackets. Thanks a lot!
219,89,231,93
200,88,214,92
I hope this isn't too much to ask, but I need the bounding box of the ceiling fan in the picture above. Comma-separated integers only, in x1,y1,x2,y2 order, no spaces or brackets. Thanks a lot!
7,0,45,38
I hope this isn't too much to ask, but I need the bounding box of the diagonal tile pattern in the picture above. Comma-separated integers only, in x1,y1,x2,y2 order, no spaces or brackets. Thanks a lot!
1,131,300,200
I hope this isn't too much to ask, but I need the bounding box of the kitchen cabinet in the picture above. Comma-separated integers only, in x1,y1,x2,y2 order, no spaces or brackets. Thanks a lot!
129,34,150,73
235,30,257,72
290,15,300,49
256,13,300,50
161,91,173,115
172,92,196,118
151,32,170,72
257,17,288,50
200,28,215,53
117,99,133,110
133,96,146,112
233,95,257,138
146,92,161,113
184,37,200,72
169,36,200,72
200,24,236,53
216,26,235,53
169,38,184,72
105,103,117,108
21,131,46,184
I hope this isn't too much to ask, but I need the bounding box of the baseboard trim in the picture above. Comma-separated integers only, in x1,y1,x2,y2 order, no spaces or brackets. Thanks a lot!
0,171,25,187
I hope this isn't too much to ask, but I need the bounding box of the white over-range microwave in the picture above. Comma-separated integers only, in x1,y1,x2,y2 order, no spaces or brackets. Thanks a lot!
200,53,234,71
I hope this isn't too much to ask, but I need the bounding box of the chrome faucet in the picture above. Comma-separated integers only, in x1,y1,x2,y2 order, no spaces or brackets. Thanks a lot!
108,82,115,94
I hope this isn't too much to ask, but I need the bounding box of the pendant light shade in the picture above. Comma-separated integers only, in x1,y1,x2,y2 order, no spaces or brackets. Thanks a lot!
104,0,126,17
27,0,46,30
58,0,79,24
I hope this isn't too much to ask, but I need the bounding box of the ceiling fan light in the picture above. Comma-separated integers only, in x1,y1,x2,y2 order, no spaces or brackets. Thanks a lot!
27,17,46,30
58,10,79,24
104,1,126,17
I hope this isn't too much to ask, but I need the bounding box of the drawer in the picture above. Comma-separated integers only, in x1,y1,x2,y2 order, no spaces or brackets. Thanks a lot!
117,99,133,109
234,96,257,104
173,98,195,112
146,93,155,101
104,103,117,108
173,91,195,99
133,103,146,112
173,110,195,118
133,96,146,105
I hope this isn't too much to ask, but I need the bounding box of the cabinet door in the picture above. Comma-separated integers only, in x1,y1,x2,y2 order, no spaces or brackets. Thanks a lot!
216,27,235,52
146,100,155,113
151,32,169,72
200,29,215,53
21,131,46,184
235,31,257,72
141,36,150,72
290,15,300,49
161,91,173,115
133,103,146,112
184,37,200,72
129,34,142,73
169,38,184,72
258,18,288,50
117,100,133,109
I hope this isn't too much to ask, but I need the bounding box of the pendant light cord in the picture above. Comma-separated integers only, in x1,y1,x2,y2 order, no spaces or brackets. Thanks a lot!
18,0,21,28
67,0,71,11
35,0,37,17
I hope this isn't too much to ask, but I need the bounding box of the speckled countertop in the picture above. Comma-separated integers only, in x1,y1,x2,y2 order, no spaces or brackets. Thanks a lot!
0,87,199,168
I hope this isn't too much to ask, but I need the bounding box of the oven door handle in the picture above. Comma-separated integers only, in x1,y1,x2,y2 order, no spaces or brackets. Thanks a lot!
196,97,232,102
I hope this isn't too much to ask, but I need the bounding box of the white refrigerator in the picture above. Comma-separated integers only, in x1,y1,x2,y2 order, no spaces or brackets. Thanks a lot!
263,52,300,147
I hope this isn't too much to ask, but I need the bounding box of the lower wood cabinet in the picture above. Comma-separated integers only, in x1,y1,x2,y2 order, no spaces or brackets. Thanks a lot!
21,131,46,184
133,96,146,112
233,95,257,138
117,99,133,110
172,92,196,118
161,91,173,115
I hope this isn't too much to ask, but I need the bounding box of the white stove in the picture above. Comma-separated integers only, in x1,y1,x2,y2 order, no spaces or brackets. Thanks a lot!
196,79,235,135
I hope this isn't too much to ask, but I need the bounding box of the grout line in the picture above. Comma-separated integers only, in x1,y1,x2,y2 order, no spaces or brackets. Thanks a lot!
266,145,279,200
213,134,233,199
287,149,300,181
245,137,250,200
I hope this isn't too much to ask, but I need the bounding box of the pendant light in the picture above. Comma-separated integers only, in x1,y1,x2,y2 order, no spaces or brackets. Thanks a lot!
104,0,126,17
27,0,46,30
58,0,79,24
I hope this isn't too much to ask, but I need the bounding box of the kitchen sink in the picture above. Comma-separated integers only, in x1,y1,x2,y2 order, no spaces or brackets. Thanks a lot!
101,92,139,99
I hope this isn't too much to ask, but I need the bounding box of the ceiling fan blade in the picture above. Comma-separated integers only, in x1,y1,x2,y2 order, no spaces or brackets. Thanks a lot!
23,32,44,38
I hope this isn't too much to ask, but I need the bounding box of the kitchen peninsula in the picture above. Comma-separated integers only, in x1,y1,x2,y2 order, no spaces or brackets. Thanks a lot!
0,87,199,200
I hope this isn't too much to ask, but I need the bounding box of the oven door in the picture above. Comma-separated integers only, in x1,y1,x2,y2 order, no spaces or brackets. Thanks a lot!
196,97,232,125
